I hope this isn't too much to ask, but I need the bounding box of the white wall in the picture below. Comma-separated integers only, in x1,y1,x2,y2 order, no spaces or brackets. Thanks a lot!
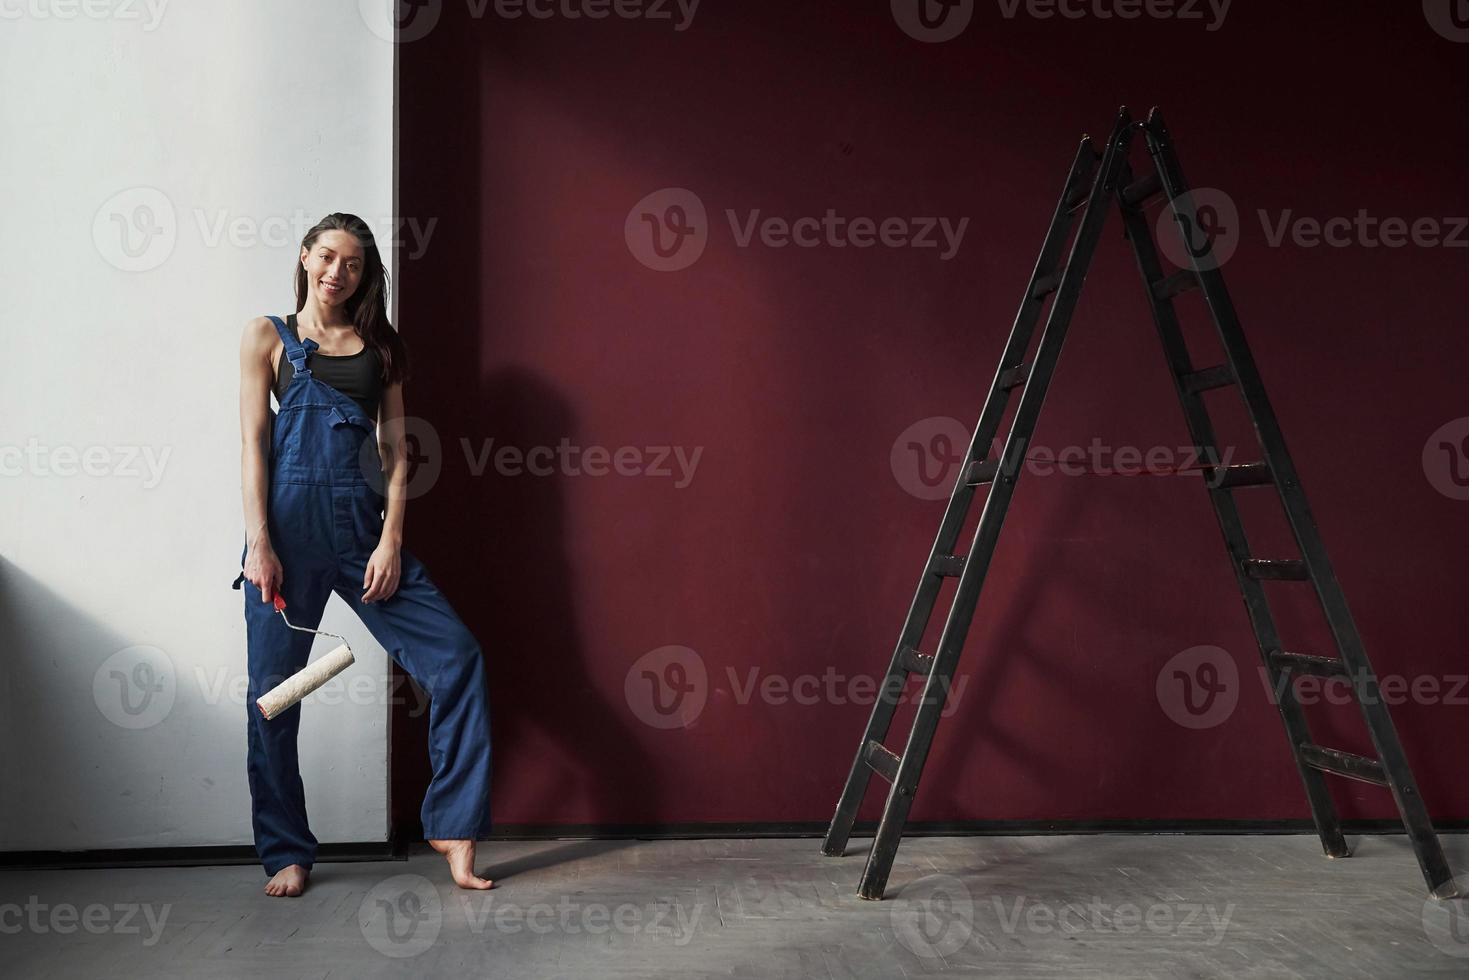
0,1,397,851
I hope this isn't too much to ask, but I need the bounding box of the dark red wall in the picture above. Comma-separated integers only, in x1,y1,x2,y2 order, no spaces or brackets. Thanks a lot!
396,1,1469,831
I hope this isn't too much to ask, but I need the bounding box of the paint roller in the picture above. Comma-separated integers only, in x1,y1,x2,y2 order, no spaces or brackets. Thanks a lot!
256,592,355,720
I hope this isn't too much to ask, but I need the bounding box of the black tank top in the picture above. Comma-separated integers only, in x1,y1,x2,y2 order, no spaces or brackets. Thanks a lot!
274,313,383,419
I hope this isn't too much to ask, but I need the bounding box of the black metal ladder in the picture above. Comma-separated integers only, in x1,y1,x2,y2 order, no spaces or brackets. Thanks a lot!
821,106,1459,903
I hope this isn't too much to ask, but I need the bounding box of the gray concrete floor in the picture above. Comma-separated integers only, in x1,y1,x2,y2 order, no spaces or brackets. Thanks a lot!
4,834,1469,978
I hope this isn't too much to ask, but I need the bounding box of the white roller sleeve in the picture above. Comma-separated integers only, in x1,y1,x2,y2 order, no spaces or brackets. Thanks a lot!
256,643,355,720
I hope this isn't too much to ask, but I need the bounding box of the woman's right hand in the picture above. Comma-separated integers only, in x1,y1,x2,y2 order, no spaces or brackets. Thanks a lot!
246,545,284,603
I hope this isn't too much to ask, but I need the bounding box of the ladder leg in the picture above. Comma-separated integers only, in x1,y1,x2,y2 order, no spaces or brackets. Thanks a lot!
848,108,1139,900
1115,165,1349,861
1134,108,1457,899
822,135,1103,860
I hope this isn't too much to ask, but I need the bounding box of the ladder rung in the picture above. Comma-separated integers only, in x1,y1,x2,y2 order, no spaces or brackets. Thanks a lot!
999,363,1030,392
864,740,902,783
1271,651,1349,678
1298,744,1388,787
929,555,965,578
1031,268,1066,300
1243,558,1310,581
900,646,934,677
1180,364,1235,394
964,459,999,487
1209,462,1273,489
1121,172,1163,206
1063,182,1090,209
1152,268,1200,300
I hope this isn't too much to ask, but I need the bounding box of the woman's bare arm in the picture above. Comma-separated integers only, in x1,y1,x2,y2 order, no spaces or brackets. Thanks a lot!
239,316,282,602
377,381,408,549
361,380,407,602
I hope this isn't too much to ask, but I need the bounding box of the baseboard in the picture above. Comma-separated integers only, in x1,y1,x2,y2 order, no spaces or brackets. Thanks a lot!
474,818,1469,839
0,840,404,871
5,819,1464,869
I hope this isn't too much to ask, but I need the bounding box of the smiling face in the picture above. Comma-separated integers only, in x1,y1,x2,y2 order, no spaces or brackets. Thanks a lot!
300,229,365,308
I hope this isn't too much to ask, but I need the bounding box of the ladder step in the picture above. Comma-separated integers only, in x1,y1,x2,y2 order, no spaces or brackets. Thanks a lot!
999,363,1030,392
964,459,999,487
1031,268,1066,300
1243,558,1310,581
864,740,902,783
1298,743,1388,787
929,555,966,578
1151,268,1200,300
1180,363,1235,394
1121,172,1163,206
1209,461,1273,489
1271,650,1349,678
900,646,934,677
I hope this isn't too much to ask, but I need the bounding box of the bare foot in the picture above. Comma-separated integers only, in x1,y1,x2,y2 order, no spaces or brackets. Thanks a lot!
428,838,494,889
264,864,309,897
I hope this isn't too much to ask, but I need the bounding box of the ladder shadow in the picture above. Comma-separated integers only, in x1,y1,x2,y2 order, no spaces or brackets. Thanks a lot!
918,477,1101,819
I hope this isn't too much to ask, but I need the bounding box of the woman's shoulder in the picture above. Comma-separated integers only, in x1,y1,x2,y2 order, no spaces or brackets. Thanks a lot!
241,315,285,353
242,314,289,336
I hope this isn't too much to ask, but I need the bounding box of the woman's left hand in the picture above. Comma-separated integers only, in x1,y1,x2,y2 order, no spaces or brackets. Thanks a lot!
363,542,401,603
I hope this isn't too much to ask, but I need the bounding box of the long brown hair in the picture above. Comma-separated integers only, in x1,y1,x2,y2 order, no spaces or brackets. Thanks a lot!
294,213,410,386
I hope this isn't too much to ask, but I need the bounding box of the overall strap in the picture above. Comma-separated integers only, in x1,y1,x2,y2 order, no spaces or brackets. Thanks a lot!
267,314,319,378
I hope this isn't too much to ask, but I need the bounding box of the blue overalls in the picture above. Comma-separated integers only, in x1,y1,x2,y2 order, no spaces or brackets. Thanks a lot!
233,314,492,876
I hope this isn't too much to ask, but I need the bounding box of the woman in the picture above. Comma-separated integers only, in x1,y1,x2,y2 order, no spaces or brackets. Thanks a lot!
235,213,494,897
